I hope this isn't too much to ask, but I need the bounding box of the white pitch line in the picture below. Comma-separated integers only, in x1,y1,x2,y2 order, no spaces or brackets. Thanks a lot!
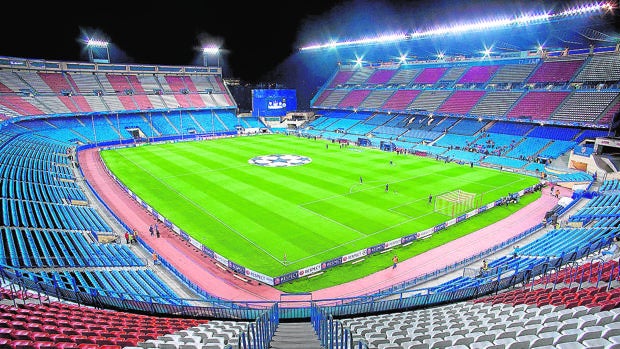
111,151,283,262
297,204,367,236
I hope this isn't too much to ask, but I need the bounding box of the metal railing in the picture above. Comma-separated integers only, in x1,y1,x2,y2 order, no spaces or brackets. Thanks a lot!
237,303,279,349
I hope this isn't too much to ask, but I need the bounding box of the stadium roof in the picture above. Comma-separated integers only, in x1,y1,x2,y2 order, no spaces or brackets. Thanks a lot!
298,1,619,61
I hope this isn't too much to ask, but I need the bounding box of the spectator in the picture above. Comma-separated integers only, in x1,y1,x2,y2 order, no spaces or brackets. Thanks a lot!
478,259,489,277
602,236,620,259
392,255,399,269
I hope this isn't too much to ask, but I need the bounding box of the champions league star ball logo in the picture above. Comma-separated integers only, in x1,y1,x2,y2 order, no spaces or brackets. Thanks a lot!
249,154,312,167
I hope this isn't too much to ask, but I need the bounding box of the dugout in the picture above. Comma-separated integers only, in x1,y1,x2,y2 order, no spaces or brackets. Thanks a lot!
380,140,395,151
358,137,371,147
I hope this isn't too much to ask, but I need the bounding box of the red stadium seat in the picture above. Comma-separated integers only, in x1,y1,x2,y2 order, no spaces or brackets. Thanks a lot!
596,300,619,311
76,344,98,349
60,328,79,336
69,336,95,345
40,325,59,335
10,339,36,349
99,345,123,349
28,332,51,342
24,324,43,333
54,343,78,349
11,330,32,340
94,338,116,346
49,334,72,343
33,342,57,349
0,314,15,321
76,331,100,338
10,321,28,330
0,328,12,339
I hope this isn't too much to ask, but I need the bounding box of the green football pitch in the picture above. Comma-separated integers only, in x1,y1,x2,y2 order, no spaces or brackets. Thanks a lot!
100,134,540,291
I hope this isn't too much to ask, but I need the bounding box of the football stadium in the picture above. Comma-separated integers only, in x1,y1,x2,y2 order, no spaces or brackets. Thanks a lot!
1,1,620,348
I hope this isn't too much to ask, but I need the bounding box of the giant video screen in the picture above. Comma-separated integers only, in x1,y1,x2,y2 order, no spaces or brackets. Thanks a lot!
252,89,296,117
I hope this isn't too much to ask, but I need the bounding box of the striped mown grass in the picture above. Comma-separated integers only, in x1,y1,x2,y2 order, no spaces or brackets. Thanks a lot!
101,134,540,291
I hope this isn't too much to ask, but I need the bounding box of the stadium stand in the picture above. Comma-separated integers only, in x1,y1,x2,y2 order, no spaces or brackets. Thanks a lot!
1,4,620,348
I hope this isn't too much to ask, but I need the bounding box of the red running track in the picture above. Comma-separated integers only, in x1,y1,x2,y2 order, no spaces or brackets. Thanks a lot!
79,147,567,302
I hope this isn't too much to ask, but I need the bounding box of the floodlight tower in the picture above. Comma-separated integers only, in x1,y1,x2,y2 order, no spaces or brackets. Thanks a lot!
86,39,110,63
203,46,220,67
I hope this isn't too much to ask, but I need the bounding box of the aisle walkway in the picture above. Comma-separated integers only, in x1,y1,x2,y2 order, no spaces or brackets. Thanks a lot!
79,147,568,302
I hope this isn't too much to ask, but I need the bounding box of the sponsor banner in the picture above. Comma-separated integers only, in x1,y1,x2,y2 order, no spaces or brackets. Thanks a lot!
367,243,385,255
228,261,245,274
188,238,202,249
244,269,274,285
445,218,457,227
384,238,401,249
321,257,343,269
466,211,476,219
274,271,299,285
401,234,417,244
342,249,367,263
179,231,189,240
456,214,467,223
298,263,322,277
478,205,487,214
213,252,228,265
495,199,504,206
433,222,446,232
416,228,433,239
146,206,153,213
201,246,214,258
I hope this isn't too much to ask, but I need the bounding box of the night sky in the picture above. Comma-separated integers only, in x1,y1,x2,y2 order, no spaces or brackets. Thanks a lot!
1,0,617,84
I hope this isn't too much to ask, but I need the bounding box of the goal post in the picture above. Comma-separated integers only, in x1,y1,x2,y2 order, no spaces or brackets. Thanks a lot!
433,190,481,217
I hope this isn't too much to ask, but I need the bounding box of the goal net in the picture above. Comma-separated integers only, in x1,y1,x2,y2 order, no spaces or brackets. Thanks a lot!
433,190,479,217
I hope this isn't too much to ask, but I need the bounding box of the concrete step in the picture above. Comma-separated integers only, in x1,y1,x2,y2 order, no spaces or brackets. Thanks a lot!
269,322,323,349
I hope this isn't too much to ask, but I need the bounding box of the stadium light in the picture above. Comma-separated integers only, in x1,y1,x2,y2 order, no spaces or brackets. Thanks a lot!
85,38,110,63
203,46,220,67
299,1,616,52
481,46,493,57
